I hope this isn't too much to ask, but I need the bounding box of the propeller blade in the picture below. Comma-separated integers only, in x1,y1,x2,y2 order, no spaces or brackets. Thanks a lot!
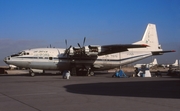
78,43,81,48
83,37,86,47
65,39,67,49
67,45,72,50
64,45,72,56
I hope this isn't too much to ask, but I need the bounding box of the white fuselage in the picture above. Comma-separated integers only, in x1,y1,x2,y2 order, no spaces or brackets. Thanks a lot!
4,48,152,71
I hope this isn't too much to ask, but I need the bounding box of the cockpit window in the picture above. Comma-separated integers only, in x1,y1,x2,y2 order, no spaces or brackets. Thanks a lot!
11,51,25,57
19,51,24,56
11,54,19,57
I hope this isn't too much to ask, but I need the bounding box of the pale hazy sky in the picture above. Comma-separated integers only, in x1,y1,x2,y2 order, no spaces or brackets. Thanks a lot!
0,0,180,65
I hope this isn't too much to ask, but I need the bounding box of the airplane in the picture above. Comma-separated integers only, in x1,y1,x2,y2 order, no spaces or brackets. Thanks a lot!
134,58,158,68
171,60,179,67
166,59,179,68
4,23,175,76
9,64,18,70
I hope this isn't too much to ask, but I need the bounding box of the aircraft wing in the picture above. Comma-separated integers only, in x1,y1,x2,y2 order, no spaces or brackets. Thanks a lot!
98,44,148,56
152,50,176,55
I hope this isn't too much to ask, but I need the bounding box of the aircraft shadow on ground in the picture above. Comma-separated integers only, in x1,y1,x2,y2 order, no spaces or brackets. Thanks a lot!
64,80,180,99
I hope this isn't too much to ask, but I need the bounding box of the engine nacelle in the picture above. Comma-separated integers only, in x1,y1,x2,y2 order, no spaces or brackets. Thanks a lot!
85,45,101,56
68,45,101,56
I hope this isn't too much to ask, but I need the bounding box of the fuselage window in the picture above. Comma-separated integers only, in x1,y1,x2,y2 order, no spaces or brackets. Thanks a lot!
39,57,43,59
49,57,53,60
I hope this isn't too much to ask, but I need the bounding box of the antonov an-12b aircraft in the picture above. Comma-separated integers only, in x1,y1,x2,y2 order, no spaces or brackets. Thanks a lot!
4,24,175,76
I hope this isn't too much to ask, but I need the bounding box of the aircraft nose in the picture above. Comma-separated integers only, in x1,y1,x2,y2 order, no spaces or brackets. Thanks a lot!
4,56,10,64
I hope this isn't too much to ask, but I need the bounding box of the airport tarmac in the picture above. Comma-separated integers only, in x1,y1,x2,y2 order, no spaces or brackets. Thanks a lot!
0,72,180,111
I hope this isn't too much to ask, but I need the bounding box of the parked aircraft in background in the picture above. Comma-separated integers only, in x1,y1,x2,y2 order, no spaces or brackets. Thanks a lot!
134,58,158,68
166,59,179,68
8,64,18,69
4,24,175,76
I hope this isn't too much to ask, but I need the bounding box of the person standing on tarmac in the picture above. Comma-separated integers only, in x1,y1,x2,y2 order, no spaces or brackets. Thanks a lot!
134,67,139,77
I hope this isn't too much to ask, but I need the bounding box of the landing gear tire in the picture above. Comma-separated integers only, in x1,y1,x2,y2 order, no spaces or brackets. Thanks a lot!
89,71,94,76
88,71,94,76
30,72,35,77
29,70,35,77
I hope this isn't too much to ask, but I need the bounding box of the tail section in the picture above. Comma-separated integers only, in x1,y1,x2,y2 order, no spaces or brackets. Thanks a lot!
148,58,158,68
172,60,178,66
151,58,158,65
133,23,162,52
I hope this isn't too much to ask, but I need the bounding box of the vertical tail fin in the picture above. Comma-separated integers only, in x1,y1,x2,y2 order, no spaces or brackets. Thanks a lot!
133,24,162,51
152,58,158,65
172,60,178,66
149,58,158,66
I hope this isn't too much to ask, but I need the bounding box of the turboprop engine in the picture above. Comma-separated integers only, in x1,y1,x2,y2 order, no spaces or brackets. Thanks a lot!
69,45,101,56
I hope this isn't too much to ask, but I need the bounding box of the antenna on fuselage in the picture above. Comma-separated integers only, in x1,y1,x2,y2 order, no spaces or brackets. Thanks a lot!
47,44,51,48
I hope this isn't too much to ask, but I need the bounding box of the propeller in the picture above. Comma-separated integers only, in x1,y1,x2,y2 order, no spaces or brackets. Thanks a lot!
77,37,86,48
64,39,72,56
77,37,86,55
64,37,87,56
77,43,81,48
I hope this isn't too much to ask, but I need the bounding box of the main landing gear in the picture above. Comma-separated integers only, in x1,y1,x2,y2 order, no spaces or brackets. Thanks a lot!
28,69,45,77
72,68,94,76
29,70,35,77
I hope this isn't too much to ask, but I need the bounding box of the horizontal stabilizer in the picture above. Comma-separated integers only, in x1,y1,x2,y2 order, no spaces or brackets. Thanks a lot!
152,50,176,55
